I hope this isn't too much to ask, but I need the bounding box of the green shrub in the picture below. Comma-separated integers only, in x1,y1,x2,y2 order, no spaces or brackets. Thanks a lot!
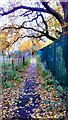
2,82,11,88
2,62,12,69
40,70,46,78
41,82,46,88
15,65,18,71
6,70,16,80
56,85,63,93
2,69,16,80
37,63,41,69
2,68,20,82
46,79,54,85
43,86,50,91
13,74,21,83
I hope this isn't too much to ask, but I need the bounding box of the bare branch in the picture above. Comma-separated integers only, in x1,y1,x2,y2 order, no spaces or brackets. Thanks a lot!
2,23,56,41
36,19,45,31
2,25,44,34
20,10,33,17
21,13,42,25
42,2,63,24
44,33,56,41
0,5,49,16
0,7,5,14
39,13,48,34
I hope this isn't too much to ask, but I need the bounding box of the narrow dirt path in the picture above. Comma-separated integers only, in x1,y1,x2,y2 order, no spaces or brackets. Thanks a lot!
2,57,66,120
12,59,42,119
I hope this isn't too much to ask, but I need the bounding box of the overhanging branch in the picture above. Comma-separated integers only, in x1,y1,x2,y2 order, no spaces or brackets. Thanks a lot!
42,2,63,24
2,24,56,41
0,5,49,16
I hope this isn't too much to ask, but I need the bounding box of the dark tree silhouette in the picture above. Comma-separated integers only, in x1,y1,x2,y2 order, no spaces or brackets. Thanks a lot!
1,0,64,41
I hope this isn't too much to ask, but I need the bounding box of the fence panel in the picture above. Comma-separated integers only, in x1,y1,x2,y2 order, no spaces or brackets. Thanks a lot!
37,35,68,87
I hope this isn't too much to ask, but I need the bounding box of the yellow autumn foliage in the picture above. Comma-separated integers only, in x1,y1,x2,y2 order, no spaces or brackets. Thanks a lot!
18,39,53,52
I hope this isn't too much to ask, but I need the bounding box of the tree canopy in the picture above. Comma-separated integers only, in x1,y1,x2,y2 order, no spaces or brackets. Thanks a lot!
0,0,68,52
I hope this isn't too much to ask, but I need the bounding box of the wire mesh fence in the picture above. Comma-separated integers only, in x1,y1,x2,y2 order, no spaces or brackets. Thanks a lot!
37,35,68,87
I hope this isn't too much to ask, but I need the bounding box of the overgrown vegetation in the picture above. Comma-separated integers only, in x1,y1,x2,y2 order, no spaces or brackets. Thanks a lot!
36,56,65,94
1,57,30,89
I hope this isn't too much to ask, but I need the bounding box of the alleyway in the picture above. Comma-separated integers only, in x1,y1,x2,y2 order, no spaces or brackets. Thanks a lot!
2,57,66,120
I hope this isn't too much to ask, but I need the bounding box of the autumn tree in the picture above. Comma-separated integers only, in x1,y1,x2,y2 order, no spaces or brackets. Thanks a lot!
0,0,68,76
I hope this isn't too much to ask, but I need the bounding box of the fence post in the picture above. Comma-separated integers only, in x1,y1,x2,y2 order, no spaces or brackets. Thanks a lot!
23,56,25,64
54,42,56,77
12,59,14,71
